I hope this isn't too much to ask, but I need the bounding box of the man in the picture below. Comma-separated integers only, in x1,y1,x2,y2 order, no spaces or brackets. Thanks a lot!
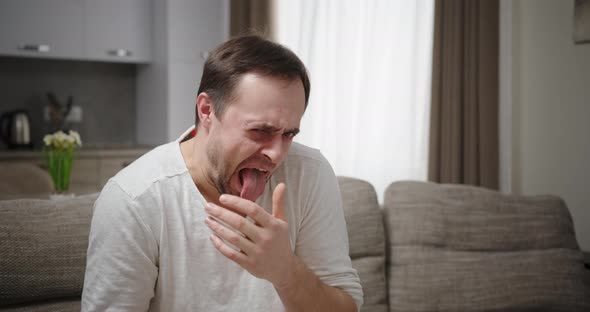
82,35,363,311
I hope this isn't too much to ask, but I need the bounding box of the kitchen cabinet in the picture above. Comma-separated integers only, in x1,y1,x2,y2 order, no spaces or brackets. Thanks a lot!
0,148,151,195
0,0,152,63
84,0,152,63
0,0,84,59
69,158,100,194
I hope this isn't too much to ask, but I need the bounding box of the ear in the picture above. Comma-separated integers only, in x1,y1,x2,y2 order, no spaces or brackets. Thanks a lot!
196,92,214,129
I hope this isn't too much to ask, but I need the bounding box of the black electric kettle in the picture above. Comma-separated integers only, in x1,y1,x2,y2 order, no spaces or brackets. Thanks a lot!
0,109,33,149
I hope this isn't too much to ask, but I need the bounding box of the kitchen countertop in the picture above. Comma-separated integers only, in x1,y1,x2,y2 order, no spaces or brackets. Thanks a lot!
0,145,155,159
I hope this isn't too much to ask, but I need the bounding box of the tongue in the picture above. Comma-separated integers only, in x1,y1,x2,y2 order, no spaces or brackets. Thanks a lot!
240,168,266,202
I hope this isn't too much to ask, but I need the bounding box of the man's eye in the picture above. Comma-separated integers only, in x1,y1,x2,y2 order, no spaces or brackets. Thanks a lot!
250,129,270,139
283,132,296,139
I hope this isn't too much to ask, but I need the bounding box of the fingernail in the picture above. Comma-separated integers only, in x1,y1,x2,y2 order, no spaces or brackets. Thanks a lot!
219,194,227,201
205,203,214,212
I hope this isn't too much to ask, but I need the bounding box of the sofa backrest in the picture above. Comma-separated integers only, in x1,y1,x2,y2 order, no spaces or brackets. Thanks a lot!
0,163,54,197
338,176,388,312
383,181,590,311
1,178,385,311
0,194,98,309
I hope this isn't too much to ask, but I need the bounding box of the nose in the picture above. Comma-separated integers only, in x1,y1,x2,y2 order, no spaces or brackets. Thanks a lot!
261,134,287,164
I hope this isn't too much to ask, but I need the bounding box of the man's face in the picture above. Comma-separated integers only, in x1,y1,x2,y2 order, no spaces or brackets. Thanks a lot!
205,73,306,202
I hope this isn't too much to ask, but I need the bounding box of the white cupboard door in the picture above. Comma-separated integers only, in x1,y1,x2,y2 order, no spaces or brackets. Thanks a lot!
0,0,84,59
84,0,152,63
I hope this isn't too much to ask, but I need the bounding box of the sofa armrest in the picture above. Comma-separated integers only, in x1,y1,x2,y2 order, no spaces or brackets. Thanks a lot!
338,176,388,312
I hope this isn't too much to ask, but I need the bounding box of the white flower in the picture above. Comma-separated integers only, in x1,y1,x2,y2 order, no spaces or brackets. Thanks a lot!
43,130,82,149
43,134,54,146
69,130,82,147
54,130,66,141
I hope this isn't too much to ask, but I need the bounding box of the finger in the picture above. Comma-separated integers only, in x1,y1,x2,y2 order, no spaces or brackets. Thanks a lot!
209,233,250,265
205,216,256,255
219,194,273,227
205,202,261,241
272,183,286,221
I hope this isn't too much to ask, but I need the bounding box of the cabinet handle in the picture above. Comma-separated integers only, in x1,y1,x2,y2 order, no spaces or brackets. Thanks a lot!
18,44,50,53
107,49,133,57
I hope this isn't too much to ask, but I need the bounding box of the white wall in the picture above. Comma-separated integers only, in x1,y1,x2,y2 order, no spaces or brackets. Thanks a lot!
136,0,169,145
137,0,229,145
167,0,229,140
505,0,590,251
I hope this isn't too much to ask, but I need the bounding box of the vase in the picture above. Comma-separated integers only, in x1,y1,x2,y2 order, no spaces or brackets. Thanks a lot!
44,147,75,193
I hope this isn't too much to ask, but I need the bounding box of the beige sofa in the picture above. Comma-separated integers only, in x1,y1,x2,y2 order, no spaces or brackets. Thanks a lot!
1,178,589,311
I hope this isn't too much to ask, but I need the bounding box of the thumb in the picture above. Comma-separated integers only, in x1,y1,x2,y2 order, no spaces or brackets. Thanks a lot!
272,183,287,221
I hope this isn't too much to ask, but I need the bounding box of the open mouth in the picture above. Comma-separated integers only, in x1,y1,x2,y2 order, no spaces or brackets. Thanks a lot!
238,168,268,185
237,167,270,201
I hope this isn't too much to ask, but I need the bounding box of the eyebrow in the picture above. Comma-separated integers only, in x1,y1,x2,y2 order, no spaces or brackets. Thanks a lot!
251,123,300,135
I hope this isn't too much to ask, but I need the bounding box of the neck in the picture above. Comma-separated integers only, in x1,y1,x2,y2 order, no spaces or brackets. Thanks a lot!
180,132,221,205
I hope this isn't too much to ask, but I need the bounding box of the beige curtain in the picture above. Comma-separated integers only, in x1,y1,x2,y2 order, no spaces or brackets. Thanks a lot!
230,0,273,38
428,0,499,189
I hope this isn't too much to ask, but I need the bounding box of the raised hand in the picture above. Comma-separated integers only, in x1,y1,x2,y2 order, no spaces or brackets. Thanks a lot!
204,183,296,288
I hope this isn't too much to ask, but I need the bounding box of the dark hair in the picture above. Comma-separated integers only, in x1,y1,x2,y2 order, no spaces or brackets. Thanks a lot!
195,35,311,126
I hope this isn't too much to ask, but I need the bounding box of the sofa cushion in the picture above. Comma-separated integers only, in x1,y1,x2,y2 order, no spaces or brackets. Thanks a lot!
0,194,98,307
0,298,80,312
384,181,590,311
338,176,388,312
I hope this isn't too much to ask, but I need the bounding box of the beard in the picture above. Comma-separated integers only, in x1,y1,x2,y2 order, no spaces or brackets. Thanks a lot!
205,137,237,196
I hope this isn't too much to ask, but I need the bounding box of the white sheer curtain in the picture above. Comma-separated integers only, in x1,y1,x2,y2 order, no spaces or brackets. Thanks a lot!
274,0,434,202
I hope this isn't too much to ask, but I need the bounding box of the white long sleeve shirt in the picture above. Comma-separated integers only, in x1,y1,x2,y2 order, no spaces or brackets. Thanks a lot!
82,132,363,311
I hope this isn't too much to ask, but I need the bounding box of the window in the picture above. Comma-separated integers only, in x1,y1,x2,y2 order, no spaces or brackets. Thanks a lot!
274,0,435,201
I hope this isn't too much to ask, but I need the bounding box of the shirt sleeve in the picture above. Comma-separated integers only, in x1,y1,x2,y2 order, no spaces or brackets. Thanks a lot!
81,181,159,311
295,155,364,310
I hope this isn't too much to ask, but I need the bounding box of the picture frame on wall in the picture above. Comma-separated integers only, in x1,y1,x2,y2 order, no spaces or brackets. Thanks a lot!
574,0,590,43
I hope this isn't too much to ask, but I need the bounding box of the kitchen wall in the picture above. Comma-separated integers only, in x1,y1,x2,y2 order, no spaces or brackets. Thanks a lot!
504,0,590,252
0,56,137,149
